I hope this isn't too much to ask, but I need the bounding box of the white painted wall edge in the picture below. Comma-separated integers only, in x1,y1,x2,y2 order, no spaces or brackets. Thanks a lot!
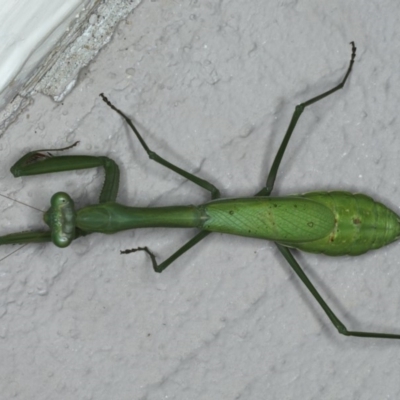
0,0,142,136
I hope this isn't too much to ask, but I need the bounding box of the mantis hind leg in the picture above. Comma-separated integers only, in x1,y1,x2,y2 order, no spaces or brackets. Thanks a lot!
256,41,356,197
101,94,219,272
257,43,398,338
277,244,400,339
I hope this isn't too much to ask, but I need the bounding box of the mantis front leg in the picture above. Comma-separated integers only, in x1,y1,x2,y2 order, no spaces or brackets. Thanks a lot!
0,143,121,247
10,141,120,203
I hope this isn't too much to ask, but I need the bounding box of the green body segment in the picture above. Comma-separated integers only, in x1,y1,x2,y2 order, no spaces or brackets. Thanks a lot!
292,191,400,255
76,203,202,233
200,197,335,242
201,191,400,256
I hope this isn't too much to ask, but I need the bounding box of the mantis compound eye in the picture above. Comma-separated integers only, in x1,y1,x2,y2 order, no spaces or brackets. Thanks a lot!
44,192,76,248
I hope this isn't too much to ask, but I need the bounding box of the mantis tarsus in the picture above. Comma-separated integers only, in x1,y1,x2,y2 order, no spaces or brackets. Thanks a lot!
2,42,400,339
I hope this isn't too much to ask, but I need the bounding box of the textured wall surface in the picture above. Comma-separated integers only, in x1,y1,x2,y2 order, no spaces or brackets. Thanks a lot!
1,1,400,399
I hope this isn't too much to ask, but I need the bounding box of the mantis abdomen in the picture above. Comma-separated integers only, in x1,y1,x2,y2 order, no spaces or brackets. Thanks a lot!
201,191,400,256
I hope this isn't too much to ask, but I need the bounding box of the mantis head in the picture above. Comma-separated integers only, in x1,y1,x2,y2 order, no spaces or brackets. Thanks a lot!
44,192,76,248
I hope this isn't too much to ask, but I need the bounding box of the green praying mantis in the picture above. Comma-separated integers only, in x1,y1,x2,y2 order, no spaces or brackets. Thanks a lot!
1,42,400,339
